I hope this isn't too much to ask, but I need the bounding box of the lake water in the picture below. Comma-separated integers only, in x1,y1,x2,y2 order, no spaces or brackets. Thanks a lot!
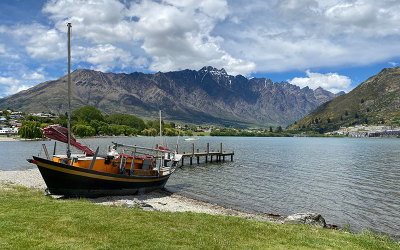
1,136,400,237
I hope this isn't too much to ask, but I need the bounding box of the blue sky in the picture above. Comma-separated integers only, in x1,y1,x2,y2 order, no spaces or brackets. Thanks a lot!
0,0,399,97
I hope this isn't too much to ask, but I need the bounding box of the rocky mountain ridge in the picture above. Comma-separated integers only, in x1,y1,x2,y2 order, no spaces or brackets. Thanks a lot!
0,66,341,126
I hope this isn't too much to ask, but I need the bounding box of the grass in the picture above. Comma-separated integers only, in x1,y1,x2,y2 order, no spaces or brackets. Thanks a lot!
0,185,399,249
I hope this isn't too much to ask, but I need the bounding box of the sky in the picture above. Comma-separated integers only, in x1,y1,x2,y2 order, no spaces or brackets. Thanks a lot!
0,0,400,97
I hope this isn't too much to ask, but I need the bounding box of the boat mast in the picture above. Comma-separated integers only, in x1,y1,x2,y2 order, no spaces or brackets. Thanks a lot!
159,110,162,146
67,23,72,158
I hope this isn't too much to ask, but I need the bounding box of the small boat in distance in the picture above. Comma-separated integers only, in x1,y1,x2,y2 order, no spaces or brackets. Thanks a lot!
184,138,199,141
28,23,182,197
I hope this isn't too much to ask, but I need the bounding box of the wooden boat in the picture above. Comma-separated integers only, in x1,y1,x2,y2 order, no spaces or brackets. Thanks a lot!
27,23,182,197
28,141,181,197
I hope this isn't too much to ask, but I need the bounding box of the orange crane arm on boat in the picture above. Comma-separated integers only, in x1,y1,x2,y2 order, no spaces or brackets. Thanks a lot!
42,124,95,156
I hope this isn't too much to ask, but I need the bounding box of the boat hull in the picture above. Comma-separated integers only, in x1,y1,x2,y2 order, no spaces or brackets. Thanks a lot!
32,156,171,197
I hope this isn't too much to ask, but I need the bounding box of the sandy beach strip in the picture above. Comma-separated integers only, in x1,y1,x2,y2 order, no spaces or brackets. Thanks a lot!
0,137,20,142
0,168,283,222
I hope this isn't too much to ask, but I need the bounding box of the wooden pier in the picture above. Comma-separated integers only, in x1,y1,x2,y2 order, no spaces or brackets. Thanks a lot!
180,143,234,166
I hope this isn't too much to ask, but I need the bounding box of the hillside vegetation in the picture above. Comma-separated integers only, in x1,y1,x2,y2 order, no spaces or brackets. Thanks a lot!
290,67,400,133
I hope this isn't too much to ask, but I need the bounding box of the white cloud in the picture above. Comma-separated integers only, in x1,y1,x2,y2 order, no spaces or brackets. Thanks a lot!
1,0,400,91
288,70,351,93
220,0,400,73
22,72,45,80
3,84,32,96
127,0,254,75
80,44,134,72
389,62,398,67
0,76,20,85
4,24,64,60
43,0,135,44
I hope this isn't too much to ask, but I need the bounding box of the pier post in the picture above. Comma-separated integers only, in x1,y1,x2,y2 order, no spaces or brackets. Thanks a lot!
206,143,209,163
197,149,199,164
190,157,192,165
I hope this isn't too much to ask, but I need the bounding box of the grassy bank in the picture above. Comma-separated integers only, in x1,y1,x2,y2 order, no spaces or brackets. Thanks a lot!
1,185,398,249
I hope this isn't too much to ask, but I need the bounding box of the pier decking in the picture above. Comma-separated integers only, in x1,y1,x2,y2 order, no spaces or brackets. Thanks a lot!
180,143,234,166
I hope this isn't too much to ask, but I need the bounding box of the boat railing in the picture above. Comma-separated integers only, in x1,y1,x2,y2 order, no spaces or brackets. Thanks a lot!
113,142,178,176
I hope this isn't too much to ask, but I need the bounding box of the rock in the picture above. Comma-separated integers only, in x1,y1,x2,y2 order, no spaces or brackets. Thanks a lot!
122,200,136,208
284,213,326,228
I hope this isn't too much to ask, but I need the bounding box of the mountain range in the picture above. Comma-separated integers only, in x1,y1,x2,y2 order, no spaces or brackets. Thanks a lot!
290,67,400,132
0,66,342,127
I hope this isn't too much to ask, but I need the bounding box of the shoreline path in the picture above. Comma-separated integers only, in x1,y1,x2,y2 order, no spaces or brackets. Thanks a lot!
0,168,283,222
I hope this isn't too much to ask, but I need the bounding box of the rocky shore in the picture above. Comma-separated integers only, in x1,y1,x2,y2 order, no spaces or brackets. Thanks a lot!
0,168,336,229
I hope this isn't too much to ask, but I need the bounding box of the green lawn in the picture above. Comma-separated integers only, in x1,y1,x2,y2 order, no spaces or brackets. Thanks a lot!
0,185,398,249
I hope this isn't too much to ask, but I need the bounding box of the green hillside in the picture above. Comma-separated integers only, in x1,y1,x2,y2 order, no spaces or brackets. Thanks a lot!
290,67,400,133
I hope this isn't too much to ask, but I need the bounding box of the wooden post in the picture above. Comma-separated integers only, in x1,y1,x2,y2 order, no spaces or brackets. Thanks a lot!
223,155,225,161
176,144,178,153
190,156,192,165
206,143,209,163
42,144,50,160
181,157,184,166
210,155,213,162
192,143,195,155
220,143,222,153
197,149,199,164
231,153,233,161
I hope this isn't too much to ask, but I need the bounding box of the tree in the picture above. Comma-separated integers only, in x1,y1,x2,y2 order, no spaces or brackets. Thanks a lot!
72,124,95,137
72,106,104,124
274,126,283,133
141,128,157,136
19,121,43,139
106,113,146,131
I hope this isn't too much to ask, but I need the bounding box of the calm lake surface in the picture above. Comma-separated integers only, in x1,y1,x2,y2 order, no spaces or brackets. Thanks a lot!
1,136,400,237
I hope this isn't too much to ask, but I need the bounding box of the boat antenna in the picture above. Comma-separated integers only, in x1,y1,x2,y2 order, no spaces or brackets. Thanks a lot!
67,22,72,159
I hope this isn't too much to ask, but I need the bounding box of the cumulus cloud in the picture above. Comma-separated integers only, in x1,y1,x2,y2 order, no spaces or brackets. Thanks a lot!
40,0,255,75
0,76,20,85
79,44,134,72
288,70,351,93
3,84,32,96
389,62,398,67
1,0,400,96
220,0,400,73
22,72,45,80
